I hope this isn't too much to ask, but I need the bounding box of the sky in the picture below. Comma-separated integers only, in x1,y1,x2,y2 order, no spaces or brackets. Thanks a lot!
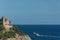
0,0,60,25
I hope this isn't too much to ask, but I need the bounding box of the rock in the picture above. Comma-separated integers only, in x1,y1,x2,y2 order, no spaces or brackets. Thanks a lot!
7,35,31,40
0,17,32,40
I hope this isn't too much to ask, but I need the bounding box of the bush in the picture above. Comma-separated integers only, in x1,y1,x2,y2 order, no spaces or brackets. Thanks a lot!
4,31,16,38
0,31,4,38
0,25,5,31
12,25,25,35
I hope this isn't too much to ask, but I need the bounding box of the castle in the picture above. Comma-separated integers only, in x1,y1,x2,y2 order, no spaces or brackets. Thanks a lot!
0,17,12,30
0,17,10,25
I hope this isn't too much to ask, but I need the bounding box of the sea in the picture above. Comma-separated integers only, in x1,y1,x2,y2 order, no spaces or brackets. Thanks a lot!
17,25,60,40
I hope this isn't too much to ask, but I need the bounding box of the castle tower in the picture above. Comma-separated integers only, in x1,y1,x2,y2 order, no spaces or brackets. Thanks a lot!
0,17,12,31
0,17,10,25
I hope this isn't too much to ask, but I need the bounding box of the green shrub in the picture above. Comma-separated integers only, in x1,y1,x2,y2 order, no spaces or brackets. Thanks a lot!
4,31,16,38
0,25,5,31
0,31,4,38
12,25,25,35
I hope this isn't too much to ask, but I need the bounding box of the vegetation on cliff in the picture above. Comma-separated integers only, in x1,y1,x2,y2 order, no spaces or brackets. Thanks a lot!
0,25,25,40
0,25,5,31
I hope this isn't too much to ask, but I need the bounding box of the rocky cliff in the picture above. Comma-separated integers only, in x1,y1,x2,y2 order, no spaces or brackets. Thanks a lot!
6,35,31,40
0,25,31,40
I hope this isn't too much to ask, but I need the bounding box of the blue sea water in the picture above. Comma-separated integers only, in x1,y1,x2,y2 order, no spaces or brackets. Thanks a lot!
17,25,60,40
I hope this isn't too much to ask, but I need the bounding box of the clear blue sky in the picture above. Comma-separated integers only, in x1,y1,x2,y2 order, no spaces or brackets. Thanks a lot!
0,0,60,24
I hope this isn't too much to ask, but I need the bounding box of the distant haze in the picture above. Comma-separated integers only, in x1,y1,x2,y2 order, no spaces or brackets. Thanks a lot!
0,0,60,25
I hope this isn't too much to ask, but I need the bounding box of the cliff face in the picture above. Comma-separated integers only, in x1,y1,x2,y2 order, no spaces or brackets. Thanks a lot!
7,35,31,40
0,35,31,40
0,25,31,40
